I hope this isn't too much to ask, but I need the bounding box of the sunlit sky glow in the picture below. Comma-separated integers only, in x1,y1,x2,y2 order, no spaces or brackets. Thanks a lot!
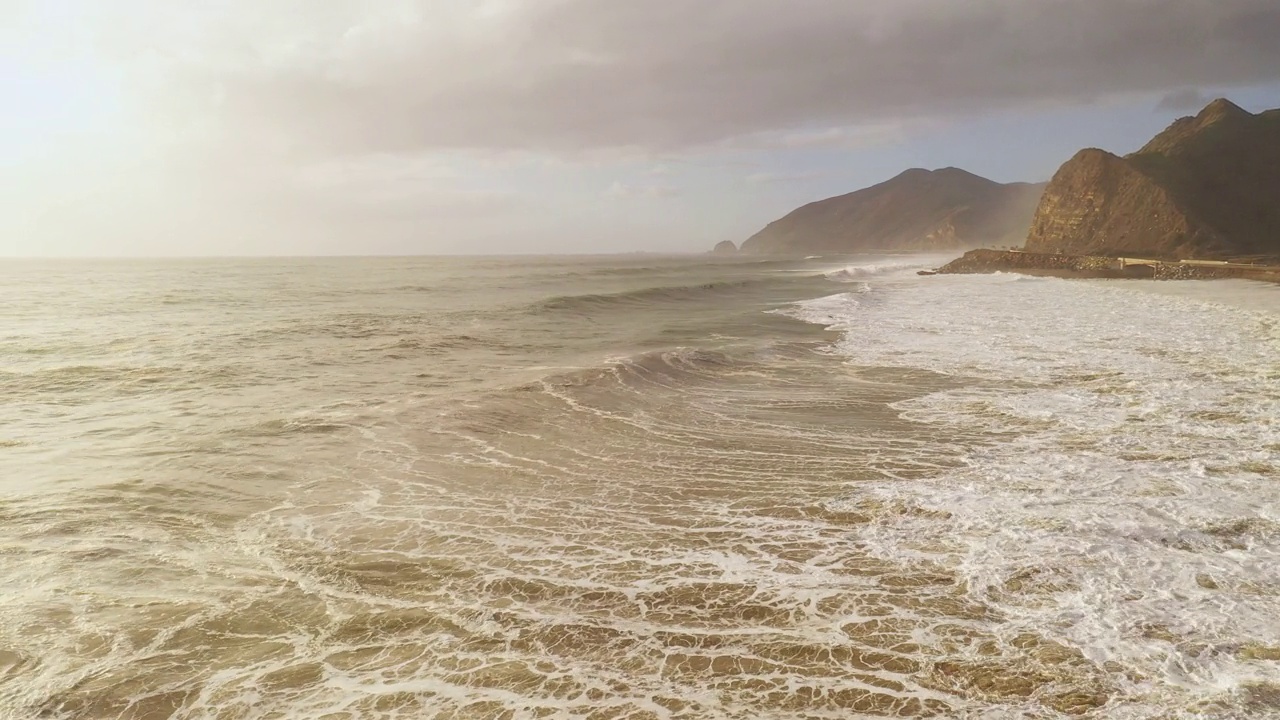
2,0,1279,256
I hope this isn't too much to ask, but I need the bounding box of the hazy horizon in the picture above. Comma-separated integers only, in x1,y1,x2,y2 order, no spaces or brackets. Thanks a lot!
5,0,1280,257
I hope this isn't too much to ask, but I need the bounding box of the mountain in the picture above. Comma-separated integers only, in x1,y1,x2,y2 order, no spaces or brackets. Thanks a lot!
738,168,1046,255
1024,99,1280,259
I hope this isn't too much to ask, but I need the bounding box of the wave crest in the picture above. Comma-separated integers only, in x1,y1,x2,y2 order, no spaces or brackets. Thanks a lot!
527,279,768,316
825,261,934,282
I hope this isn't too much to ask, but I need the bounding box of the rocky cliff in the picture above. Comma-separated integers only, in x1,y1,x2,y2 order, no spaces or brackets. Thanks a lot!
1024,99,1280,259
739,168,1046,255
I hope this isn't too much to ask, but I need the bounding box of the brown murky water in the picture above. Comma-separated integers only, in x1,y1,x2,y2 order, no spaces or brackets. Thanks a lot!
1,256,1278,719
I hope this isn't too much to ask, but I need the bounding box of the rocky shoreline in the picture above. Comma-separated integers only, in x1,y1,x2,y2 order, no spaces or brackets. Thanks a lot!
936,249,1280,282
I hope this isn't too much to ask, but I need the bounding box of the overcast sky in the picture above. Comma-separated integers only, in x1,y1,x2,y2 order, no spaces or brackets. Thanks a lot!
3,0,1280,256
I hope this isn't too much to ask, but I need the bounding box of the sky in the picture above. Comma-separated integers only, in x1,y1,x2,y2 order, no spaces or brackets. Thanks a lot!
2,0,1280,257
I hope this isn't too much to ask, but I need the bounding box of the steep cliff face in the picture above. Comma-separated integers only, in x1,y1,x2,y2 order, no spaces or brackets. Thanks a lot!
1025,149,1216,258
1024,99,1280,259
739,168,1045,255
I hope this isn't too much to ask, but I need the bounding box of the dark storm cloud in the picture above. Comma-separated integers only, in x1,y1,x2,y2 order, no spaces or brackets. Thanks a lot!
1156,88,1214,112
180,0,1280,153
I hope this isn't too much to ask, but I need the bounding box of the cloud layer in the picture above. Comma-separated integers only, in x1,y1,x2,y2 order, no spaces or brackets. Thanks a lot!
5,0,1280,255
166,0,1280,155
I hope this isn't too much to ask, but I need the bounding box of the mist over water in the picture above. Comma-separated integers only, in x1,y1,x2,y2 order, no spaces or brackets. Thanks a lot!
1,256,1278,719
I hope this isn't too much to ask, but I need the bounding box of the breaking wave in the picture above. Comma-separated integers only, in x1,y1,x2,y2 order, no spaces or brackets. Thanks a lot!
783,273,1280,716
823,259,941,282
7,255,1276,718
525,278,780,316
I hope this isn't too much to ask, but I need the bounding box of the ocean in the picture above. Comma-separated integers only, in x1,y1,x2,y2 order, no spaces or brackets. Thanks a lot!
1,254,1278,719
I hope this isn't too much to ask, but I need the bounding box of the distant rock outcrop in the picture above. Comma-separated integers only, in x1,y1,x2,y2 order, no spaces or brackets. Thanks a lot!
1024,99,1280,259
738,168,1045,255
711,240,738,255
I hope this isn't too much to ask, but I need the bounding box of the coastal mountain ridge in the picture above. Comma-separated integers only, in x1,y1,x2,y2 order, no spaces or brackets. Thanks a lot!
736,167,1046,255
1024,98,1280,259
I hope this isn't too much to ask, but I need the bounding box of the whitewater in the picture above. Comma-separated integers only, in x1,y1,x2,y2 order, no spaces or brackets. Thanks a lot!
1,255,1277,719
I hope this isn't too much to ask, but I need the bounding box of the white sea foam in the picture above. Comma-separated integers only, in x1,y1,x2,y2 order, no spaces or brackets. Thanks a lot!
823,257,947,282
8,256,1278,719
787,274,1280,714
